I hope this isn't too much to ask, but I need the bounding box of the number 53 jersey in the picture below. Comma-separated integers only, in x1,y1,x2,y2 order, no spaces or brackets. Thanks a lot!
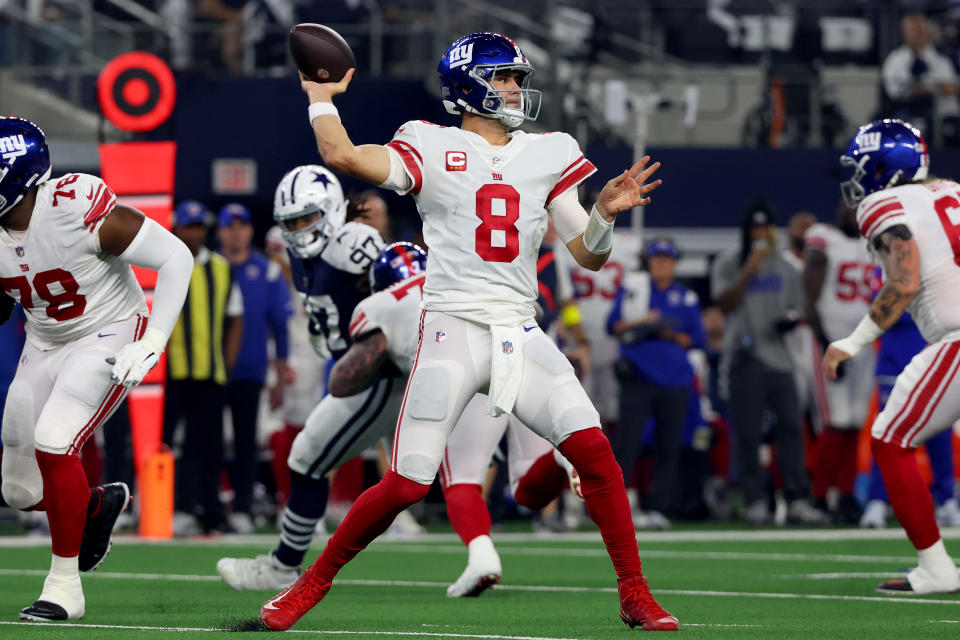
387,121,595,326
0,173,147,350
856,179,960,344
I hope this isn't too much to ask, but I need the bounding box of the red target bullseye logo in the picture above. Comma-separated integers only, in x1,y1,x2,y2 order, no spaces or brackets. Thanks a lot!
98,52,176,132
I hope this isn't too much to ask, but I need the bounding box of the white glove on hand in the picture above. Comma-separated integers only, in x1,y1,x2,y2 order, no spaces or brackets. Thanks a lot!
106,327,167,387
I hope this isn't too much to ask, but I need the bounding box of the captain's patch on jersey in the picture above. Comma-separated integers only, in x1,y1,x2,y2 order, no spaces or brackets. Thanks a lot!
445,151,467,172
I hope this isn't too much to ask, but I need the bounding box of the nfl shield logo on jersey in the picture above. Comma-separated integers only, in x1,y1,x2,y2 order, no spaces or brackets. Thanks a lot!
435,330,446,343
15,246,24,257
502,340,513,354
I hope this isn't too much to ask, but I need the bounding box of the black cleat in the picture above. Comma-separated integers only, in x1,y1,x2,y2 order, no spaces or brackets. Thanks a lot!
79,482,130,572
20,600,70,621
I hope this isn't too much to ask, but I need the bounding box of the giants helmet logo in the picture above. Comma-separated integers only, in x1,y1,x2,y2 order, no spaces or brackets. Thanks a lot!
0,134,27,164
447,43,474,69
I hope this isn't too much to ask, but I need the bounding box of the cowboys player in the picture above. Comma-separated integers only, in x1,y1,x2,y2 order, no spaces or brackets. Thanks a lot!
216,165,384,588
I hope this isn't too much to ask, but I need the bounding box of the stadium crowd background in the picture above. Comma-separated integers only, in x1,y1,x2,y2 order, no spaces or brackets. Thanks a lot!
2,0,960,535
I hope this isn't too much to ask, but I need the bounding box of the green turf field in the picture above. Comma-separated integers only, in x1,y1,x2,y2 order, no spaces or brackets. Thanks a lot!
2,529,960,638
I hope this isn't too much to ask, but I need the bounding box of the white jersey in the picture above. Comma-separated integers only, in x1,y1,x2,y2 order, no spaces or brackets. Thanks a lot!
570,230,642,367
0,173,147,349
856,180,960,343
386,121,595,326
803,223,874,342
348,272,425,374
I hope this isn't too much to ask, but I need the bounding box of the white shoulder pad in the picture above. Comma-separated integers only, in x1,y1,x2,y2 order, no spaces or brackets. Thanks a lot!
322,221,385,275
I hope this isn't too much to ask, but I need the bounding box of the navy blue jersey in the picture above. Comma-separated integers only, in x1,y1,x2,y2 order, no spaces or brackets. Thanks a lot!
289,222,384,360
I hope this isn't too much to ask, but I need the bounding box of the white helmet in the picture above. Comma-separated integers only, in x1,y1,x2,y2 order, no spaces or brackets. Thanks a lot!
273,165,346,258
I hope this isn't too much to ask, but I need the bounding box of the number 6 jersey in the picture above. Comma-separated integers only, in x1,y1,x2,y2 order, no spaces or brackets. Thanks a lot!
386,121,595,326
0,173,147,350
856,179,960,343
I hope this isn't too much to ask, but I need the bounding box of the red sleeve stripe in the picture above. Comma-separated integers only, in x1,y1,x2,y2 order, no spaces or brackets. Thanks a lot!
545,160,597,206
83,184,118,231
865,212,905,239
860,201,905,237
558,155,586,180
386,141,423,195
856,195,898,229
348,311,368,337
804,237,827,249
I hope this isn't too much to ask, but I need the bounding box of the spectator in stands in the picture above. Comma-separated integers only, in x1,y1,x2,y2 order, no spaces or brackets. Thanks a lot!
163,200,244,535
711,200,826,526
607,237,705,529
217,203,293,534
881,13,959,138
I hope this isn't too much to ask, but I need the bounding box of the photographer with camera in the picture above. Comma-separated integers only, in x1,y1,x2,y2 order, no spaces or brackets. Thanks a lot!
711,200,826,526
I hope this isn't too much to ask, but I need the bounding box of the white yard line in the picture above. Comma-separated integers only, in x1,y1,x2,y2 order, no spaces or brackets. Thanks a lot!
3,528,959,548
784,572,905,580
0,622,586,639
2,569,959,606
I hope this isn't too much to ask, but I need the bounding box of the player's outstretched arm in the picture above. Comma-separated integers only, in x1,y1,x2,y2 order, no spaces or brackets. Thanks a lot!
301,69,392,186
328,330,389,398
565,157,661,271
823,225,919,381
99,205,193,386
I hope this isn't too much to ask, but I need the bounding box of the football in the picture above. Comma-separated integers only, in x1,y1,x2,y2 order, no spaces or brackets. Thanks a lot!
289,23,356,84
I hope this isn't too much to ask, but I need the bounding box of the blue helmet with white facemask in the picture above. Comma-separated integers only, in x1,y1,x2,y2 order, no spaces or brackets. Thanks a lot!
437,32,541,129
840,119,929,208
0,117,51,218
370,242,427,293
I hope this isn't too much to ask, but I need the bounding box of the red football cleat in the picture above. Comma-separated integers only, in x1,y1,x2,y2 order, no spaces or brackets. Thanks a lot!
618,574,679,631
259,565,332,631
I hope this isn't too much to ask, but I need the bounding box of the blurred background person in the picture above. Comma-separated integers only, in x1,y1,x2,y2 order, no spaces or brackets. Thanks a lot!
163,200,244,535
711,200,825,526
607,237,705,529
262,226,325,512
217,203,293,533
803,202,876,524
882,12,960,141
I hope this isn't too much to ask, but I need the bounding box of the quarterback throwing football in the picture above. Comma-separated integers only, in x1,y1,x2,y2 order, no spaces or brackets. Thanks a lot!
260,33,675,632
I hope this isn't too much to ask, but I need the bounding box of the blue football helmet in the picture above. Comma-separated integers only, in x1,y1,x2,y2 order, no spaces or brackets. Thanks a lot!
840,119,929,208
0,117,51,217
370,241,427,292
438,32,541,128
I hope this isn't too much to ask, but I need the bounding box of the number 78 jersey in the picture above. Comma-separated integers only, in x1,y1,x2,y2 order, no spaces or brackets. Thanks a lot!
856,179,960,343
387,120,595,326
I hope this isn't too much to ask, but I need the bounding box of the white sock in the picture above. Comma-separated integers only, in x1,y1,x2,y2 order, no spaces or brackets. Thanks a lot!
49,554,79,579
467,535,494,562
917,539,956,576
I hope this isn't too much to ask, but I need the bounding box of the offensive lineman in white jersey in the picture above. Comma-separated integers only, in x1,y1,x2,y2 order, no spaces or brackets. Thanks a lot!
260,32,676,632
0,117,192,619
803,205,876,523
824,119,960,594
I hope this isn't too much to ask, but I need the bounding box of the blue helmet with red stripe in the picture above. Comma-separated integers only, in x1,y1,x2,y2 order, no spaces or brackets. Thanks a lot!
438,32,541,128
840,119,929,208
370,241,427,292
0,116,51,218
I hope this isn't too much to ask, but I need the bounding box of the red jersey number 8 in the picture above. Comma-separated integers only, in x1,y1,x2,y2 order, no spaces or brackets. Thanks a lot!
475,184,520,262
